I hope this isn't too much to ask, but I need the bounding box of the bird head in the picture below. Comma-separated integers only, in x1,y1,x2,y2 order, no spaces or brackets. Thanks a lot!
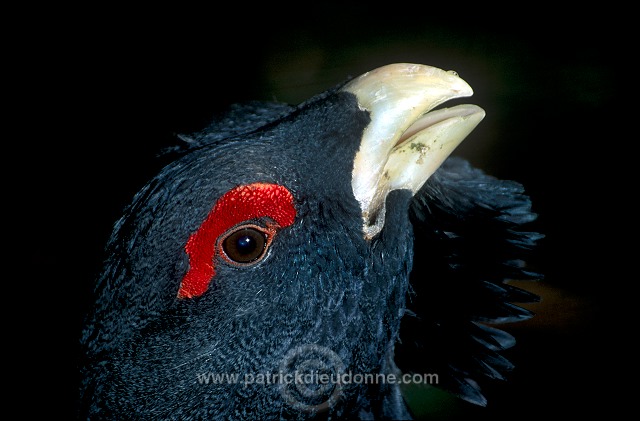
79,63,536,419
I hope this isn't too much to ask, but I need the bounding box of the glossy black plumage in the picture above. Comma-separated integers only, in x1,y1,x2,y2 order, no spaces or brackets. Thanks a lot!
78,70,542,420
397,157,542,406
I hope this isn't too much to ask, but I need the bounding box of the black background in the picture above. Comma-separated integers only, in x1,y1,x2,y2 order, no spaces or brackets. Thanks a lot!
20,6,624,419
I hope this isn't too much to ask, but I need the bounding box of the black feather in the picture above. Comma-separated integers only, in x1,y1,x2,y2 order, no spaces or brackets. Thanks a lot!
395,156,542,405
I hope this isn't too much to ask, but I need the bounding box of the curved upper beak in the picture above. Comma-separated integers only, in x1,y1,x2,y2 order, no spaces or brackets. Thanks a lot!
343,63,485,239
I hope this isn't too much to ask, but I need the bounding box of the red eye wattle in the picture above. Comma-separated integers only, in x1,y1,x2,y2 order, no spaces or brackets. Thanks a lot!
177,183,296,299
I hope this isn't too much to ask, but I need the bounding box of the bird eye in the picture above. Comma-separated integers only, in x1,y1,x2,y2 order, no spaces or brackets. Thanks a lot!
219,225,271,265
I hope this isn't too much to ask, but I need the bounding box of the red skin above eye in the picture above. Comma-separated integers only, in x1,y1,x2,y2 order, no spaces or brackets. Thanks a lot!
177,183,297,299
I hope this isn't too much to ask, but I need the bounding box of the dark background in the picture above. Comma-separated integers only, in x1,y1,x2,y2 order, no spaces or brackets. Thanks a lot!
22,6,623,419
